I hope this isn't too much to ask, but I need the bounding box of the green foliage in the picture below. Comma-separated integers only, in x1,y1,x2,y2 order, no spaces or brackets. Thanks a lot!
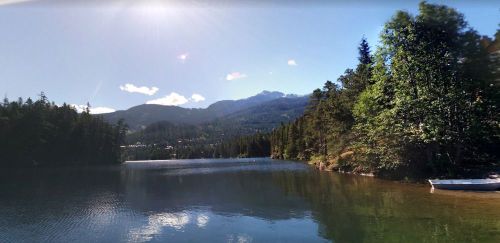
0,94,127,167
214,133,271,158
353,2,499,177
122,96,307,160
269,2,499,178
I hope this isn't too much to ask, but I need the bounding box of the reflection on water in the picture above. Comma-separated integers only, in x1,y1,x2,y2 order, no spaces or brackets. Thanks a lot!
272,171,500,242
431,187,500,198
0,158,499,242
128,212,191,242
196,213,209,228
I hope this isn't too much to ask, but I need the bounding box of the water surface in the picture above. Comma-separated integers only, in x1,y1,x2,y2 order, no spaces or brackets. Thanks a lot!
1,158,499,242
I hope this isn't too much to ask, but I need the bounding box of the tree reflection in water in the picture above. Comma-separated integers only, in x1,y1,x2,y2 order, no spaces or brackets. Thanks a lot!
1,159,499,242
272,170,500,242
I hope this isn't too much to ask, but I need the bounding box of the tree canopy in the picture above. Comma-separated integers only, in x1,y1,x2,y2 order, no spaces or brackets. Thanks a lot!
0,94,127,167
268,2,499,178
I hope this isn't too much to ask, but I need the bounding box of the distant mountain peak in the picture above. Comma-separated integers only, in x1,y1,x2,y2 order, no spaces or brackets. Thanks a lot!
255,90,284,97
101,90,308,131
256,90,301,99
258,90,282,95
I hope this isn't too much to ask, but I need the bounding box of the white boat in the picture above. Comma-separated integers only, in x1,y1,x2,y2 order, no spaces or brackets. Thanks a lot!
429,178,500,191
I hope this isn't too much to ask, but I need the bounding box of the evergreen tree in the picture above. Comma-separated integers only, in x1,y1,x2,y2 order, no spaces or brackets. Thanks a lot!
358,37,372,65
267,2,499,178
0,94,127,167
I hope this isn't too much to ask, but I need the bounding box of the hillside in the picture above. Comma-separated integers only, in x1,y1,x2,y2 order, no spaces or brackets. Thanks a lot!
119,92,308,160
210,96,308,134
101,91,300,131
125,95,308,145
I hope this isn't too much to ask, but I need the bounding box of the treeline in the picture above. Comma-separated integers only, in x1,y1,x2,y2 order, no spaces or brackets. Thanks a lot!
122,117,278,160
213,133,270,158
121,143,215,160
269,2,499,178
122,120,243,160
0,93,127,167
126,121,207,145
122,121,214,160
122,120,270,160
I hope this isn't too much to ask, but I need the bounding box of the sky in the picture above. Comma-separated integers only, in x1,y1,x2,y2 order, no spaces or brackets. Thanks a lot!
0,0,498,113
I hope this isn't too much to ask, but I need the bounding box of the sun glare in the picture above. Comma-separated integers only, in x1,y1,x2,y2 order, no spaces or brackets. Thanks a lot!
134,0,175,20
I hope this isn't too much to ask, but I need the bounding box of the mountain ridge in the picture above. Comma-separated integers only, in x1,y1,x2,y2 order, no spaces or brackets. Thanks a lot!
101,90,307,131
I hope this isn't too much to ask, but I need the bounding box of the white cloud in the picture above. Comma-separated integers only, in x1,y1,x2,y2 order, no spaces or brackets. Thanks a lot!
71,104,116,114
146,92,188,106
288,59,297,66
119,83,159,96
226,72,247,81
177,53,189,63
191,93,205,102
90,107,116,114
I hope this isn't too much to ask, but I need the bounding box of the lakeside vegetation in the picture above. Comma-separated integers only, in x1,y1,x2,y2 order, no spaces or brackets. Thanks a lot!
0,93,127,167
98,2,500,180
1,2,498,180
265,2,499,179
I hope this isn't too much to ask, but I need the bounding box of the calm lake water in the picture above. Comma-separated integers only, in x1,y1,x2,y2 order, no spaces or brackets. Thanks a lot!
0,158,499,242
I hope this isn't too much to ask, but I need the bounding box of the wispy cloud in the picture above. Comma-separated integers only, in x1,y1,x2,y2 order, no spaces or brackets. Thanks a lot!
119,83,159,96
71,104,115,114
287,59,297,66
191,93,205,102
146,92,188,106
226,72,247,81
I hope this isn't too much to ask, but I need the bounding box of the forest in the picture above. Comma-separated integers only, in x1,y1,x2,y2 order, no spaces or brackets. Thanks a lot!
0,93,127,167
2,2,498,178
221,2,500,178
121,120,272,160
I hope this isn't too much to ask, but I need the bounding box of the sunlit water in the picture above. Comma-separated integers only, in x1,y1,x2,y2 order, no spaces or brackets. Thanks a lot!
1,158,499,242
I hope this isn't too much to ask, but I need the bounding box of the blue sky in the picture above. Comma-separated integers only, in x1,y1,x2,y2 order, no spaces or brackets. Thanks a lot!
0,0,498,112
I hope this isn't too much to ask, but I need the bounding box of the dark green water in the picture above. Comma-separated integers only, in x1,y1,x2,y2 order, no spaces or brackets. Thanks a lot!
0,158,499,242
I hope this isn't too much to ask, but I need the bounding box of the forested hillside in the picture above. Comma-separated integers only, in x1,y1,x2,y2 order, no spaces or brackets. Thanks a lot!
102,91,301,131
121,95,307,160
262,2,499,179
0,94,127,167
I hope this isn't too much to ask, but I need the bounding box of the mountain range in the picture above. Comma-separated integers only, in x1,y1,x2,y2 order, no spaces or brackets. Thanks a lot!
101,91,308,133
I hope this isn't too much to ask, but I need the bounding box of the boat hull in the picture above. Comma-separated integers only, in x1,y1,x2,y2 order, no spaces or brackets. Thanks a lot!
429,179,500,191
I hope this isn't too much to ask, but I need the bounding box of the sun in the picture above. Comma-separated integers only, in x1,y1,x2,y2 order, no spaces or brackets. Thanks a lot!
134,0,175,21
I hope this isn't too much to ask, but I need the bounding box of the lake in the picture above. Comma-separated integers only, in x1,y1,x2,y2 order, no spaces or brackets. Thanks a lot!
1,158,499,242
